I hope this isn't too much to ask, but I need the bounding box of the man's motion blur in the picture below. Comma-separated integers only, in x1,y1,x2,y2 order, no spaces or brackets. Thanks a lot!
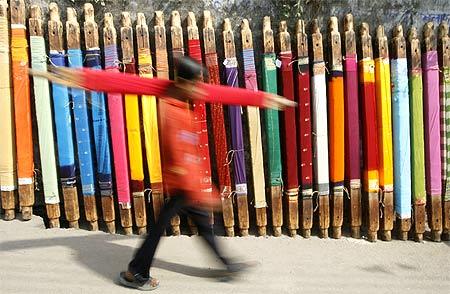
119,57,251,291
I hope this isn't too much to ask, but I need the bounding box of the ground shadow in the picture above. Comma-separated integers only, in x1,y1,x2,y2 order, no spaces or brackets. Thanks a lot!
0,234,229,282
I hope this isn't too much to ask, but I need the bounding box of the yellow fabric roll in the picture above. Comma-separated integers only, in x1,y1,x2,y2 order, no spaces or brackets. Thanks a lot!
125,93,145,185
375,57,394,191
138,51,163,185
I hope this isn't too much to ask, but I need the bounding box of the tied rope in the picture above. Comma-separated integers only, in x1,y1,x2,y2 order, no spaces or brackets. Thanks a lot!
123,52,145,194
188,38,214,194
85,48,113,196
297,56,314,192
68,48,96,196
49,50,77,187
11,25,34,185
204,51,233,188
279,51,299,192
262,53,283,188
103,42,131,205
242,47,266,208
343,53,361,184
0,15,17,192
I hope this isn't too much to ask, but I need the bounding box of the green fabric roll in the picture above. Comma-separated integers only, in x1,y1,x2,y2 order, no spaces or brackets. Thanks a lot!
409,72,426,204
262,53,282,187
444,66,450,201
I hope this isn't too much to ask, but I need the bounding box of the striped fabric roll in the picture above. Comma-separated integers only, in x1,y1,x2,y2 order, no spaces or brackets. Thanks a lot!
49,51,76,186
391,58,412,218
374,57,394,192
68,49,96,196
423,51,442,196
441,66,450,200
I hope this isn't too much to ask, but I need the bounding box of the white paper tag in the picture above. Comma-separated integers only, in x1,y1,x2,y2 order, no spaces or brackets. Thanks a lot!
275,59,282,68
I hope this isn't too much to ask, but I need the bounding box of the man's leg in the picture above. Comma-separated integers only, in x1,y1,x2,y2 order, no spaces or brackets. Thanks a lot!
128,195,185,277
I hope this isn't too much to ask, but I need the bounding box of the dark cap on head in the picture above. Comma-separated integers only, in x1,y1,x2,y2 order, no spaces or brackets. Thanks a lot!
175,56,208,81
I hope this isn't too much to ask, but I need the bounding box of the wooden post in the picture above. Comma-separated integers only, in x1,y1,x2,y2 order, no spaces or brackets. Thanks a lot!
391,24,412,240
423,22,443,242
343,14,362,239
152,11,174,233
223,18,250,236
310,19,330,238
407,27,426,242
241,18,267,236
48,2,80,229
438,22,450,241
83,3,115,234
66,7,99,231
359,22,379,242
120,12,147,235
10,0,34,221
374,25,394,241
327,16,344,239
102,12,133,235
202,11,236,237
0,0,16,221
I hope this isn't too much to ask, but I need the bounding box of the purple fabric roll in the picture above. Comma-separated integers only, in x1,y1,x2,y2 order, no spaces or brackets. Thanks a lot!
422,50,442,195
225,65,247,190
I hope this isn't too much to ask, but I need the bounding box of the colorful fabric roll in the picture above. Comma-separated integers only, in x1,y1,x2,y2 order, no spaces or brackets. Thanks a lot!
359,58,379,193
311,61,330,195
104,44,131,206
422,51,442,196
242,48,266,208
443,66,450,201
391,58,412,218
84,48,113,196
328,67,345,191
343,54,361,187
374,57,394,192
0,13,16,192
224,57,247,195
30,36,59,203
279,51,299,192
262,53,282,187
68,49,95,196
49,51,76,186
297,58,313,195
11,24,33,186
409,68,427,204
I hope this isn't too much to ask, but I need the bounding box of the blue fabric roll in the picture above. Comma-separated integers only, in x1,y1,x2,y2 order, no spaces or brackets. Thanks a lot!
68,49,95,196
49,51,76,186
391,58,412,218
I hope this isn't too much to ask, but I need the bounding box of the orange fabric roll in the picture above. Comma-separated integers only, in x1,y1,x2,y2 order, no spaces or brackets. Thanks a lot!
11,27,33,183
328,73,345,185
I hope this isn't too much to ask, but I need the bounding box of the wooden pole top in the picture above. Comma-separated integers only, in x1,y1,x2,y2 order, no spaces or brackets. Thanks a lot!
171,11,183,50
120,12,134,62
328,16,342,68
375,25,389,59
296,19,308,58
360,22,373,59
136,13,150,50
66,8,80,50
263,16,274,54
408,26,421,70
279,20,291,52
10,0,26,25
83,3,99,49
0,1,6,18
48,2,64,51
29,5,43,37
438,22,449,67
423,22,436,52
343,13,356,55
103,13,117,47
392,24,406,59
311,19,323,62
202,10,216,54
154,11,167,51
187,12,199,40
223,18,236,58
241,19,253,50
